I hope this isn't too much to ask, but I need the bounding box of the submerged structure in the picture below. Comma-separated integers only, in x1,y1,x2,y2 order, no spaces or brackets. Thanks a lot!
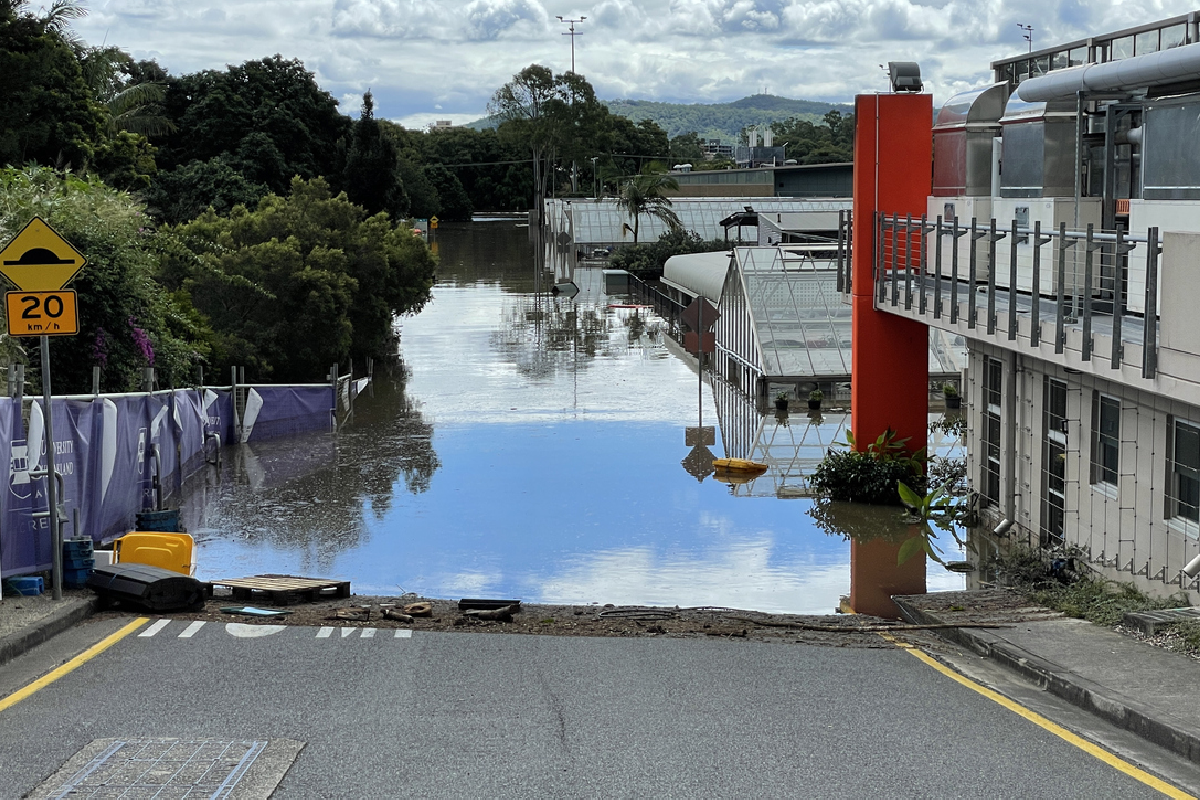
848,11,1200,599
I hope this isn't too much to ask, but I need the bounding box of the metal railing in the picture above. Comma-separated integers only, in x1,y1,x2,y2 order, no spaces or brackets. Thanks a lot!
836,212,1162,378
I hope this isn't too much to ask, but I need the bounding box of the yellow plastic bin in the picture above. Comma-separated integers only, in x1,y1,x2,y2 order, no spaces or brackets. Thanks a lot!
113,532,195,576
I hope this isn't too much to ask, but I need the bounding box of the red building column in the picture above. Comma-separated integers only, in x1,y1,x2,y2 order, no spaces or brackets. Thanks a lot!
848,92,933,617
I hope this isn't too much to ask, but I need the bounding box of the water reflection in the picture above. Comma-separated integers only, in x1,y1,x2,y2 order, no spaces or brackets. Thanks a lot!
182,220,964,613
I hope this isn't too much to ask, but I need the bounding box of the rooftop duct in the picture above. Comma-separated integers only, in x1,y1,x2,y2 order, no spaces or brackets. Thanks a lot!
888,62,923,92
1017,41,1200,102
932,82,1010,196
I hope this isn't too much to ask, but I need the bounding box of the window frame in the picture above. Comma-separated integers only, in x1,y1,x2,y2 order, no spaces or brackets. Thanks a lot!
1168,417,1200,537
1090,392,1120,494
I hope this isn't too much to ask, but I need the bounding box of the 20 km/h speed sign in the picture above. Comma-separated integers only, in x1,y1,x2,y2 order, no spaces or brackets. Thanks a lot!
6,290,78,336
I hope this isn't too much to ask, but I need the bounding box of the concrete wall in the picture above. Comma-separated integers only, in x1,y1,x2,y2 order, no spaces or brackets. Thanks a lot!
965,341,1200,601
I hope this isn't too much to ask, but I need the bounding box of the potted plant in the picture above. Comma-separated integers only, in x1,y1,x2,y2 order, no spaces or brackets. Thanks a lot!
942,382,961,409
775,391,789,411
808,389,823,410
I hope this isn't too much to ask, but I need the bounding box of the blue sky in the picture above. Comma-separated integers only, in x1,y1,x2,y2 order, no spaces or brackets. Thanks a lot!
74,0,1195,128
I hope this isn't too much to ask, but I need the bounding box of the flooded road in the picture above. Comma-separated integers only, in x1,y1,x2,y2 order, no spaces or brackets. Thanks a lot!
181,220,964,614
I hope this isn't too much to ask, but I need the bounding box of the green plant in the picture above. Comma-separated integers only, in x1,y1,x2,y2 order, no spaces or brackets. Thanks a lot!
776,391,789,401
811,428,927,505
808,389,823,402
897,482,963,565
942,382,958,397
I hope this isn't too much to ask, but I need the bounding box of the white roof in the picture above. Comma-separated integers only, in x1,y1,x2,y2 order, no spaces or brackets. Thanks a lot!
663,251,733,303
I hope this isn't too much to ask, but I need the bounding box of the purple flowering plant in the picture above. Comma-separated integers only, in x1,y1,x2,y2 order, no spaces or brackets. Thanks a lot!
128,316,155,366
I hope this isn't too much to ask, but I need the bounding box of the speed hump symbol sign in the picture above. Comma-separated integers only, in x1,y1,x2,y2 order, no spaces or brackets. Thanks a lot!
0,217,84,337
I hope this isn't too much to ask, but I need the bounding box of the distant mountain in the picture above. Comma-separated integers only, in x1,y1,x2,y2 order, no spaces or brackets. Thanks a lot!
466,94,852,142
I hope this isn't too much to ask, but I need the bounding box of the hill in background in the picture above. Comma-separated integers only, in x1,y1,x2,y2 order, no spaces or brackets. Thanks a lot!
467,94,852,142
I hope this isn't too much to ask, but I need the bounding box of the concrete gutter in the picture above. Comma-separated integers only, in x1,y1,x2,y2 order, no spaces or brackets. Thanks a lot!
0,596,97,667
893,596,1200,764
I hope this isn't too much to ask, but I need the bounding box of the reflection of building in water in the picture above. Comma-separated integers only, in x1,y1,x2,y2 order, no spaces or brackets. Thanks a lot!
708,247,965,406
860,12,1200,600
711,374,849,497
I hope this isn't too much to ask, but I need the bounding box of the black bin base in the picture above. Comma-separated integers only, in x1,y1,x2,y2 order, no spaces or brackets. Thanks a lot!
86,563,204,612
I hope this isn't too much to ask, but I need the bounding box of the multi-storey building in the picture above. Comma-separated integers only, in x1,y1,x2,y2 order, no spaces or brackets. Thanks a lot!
857,13,1200,598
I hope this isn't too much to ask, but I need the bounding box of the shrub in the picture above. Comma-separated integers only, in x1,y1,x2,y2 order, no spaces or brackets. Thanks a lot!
809,428,926,505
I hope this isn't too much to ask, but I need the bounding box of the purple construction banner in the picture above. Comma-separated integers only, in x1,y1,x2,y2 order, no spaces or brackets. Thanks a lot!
0,383,340,577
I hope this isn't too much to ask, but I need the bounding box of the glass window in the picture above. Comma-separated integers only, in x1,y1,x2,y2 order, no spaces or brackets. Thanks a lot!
996,63,1014,83
1162,24,1187,50
1041,377,1068,545
1016,60,1031,83
982,357,1003,505
1111,36,1134,60
1171,420,1200,524
1034,56,1050,76
1069,47,1087,66
1135,29,1159,56
1051,51,1069,71
1092,393,1120,487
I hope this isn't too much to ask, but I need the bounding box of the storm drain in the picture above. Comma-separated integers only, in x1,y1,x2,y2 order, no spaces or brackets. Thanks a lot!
27,738,305,799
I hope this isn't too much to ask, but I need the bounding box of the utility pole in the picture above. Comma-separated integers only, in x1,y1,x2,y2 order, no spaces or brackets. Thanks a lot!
556,16,585,73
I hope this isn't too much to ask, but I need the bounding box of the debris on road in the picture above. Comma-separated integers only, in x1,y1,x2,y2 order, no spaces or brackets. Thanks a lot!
463,604,519,622
458,598,522,612
220,606,293,618
382,609,414,623
403,601,433,617
327,606,371,622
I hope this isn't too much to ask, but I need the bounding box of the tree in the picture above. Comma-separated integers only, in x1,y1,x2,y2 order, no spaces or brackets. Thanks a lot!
161,177,436,381
0,0,105,169
615,171,681,244
156,56,351,195
669,132,705,165
0,166,204,392
340,91,405,218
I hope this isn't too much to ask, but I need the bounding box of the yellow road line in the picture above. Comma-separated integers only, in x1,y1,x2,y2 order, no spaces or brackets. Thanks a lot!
0,617,148,714
883,635,1194,800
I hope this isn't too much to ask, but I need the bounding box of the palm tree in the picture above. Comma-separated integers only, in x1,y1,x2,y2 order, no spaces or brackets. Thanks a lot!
80,46,176,137
616,172,682,244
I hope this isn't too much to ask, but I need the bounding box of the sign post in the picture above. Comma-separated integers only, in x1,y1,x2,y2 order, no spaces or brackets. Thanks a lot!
0,217,86,600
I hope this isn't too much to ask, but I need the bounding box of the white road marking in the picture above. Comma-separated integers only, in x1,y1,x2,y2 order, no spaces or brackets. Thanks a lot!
340,628,354,638
317,627,334,638
178,621,206,638
395,629,412,639
139,619,170,638
224,623,287,638
360,628,376,638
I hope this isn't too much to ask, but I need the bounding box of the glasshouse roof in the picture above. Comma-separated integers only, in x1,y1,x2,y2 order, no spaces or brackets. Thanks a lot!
546,198,851,247
723,248,966,380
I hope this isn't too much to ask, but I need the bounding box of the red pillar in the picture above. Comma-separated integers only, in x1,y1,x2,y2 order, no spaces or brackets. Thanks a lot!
850,92,932,459
849,93,933,617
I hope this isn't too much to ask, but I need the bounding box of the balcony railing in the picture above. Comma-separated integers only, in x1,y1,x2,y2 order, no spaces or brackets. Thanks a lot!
835,212,1163,378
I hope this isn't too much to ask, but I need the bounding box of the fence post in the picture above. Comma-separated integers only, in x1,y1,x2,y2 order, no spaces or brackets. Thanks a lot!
1142,227,1160,379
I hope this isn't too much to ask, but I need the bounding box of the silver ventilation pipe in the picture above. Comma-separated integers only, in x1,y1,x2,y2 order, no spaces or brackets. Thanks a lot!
1017,41,1200,102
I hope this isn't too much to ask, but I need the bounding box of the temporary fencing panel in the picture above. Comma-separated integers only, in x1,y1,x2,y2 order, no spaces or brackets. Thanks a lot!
0,381,348,577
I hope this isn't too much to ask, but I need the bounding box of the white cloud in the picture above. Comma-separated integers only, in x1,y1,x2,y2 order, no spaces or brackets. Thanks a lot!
72,0,1200,123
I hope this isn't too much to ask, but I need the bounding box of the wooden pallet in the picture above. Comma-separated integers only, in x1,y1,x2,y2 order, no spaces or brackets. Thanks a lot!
205,574,351,605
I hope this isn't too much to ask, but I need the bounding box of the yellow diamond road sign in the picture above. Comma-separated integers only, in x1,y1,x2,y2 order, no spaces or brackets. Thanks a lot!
0,217,86,291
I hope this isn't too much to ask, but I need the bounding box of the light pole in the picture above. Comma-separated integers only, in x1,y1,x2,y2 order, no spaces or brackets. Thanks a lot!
591,156,598,199
1018,23,1033,53
556,16,585,73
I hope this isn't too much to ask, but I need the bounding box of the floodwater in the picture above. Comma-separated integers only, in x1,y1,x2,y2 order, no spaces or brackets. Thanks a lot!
180,220,965,614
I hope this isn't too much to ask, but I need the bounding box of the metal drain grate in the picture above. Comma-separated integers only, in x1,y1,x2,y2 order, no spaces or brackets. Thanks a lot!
28,738,305,799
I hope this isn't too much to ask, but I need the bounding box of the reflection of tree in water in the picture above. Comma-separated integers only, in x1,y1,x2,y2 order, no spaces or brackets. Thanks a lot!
807,499,915,545
185,359,440,574
491,296,665,382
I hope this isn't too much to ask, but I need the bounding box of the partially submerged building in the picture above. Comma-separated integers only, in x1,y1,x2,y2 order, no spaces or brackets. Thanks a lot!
854,11,1200,597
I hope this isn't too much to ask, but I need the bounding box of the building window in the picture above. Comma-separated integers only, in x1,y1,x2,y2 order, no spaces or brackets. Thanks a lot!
981,357,1002,505
1041,377,1068,545
1169,419,1200,527
1091,393,1120,489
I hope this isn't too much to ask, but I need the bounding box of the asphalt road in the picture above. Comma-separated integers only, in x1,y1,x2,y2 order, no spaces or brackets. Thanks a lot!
0,618,1191,798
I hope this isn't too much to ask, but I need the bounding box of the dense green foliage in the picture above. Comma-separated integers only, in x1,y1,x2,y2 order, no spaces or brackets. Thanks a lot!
0,167,202,392
614,171,680,245
810,429,927,505
770,110,856,165
607,230,732,278
160,177,436,382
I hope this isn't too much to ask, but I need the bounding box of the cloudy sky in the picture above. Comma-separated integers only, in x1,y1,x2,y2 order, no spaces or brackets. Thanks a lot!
74,0,1193,128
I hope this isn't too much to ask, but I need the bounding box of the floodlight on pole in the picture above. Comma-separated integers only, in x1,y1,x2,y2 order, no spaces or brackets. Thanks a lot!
1018,23,1033,53
556,15,586,73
